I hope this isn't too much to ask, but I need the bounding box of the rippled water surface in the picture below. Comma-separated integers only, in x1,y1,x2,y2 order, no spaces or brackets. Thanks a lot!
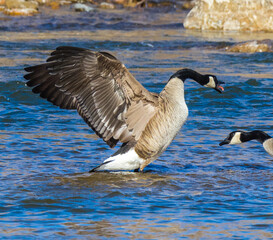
1,6,273,239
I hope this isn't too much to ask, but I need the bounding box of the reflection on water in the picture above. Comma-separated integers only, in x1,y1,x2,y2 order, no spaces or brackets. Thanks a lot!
0,6,273,240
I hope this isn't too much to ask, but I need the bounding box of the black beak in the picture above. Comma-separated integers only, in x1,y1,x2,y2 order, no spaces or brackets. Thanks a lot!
215,80,225,93
219,138,230,146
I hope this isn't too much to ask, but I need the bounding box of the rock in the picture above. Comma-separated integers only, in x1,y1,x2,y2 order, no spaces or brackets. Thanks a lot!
35,0,50,4
182,1,195,10
113,0,139,7
113,0,125,4
100,2,115,9
184,0,273,32
226,40,273,53
73,3,94,12
45,1,71,9
48,1,60,9
5,0,38,9
4,0,38,15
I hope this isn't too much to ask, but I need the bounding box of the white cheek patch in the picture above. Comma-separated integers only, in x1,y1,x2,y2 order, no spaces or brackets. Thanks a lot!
204,76,216,88
230,132,242,144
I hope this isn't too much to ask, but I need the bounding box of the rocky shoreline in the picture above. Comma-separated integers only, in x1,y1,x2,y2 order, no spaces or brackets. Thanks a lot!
0,0,193,16
0,0,272,53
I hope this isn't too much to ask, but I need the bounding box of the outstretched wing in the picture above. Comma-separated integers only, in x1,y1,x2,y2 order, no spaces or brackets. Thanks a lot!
24,46,158,147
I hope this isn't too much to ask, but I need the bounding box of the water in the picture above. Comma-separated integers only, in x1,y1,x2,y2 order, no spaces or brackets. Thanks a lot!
1,6,273,239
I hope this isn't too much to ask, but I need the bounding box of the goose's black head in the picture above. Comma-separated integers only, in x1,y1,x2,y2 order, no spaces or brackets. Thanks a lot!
170,68,224,93
219,131,243,146
219,130,271,146
203,74,225,93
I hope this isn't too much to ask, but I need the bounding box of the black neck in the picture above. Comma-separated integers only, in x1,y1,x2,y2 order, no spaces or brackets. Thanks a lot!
169,68,207,85
241,131,271,144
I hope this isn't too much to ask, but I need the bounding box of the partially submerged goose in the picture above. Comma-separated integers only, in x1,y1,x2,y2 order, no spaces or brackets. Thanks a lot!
219,130,273,157
24,46,224,172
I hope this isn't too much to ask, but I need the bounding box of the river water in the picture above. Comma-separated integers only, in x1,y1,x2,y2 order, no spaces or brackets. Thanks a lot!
1,6,273,239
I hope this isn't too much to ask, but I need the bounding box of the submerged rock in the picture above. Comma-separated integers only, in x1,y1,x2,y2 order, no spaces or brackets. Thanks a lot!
184,0,273,32
226,40,273,53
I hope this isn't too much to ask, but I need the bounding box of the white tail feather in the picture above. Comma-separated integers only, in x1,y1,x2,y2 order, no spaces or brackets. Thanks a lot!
93,148,144,171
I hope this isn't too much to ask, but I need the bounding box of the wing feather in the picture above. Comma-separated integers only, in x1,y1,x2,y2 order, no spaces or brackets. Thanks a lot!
24,46,158,147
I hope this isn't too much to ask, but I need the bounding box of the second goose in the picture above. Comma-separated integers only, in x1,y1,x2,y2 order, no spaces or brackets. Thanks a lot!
220,130,273,157
24,46,224,172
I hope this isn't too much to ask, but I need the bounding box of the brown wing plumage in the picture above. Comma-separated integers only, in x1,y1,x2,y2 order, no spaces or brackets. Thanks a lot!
24,46,158,147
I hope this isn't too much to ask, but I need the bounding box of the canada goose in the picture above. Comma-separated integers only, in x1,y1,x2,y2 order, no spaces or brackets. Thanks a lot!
219,130,273,157
24,46,224,172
